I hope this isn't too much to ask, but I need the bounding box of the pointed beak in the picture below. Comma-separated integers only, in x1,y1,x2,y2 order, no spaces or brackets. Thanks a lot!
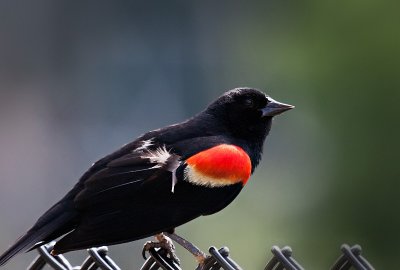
261,98,294,117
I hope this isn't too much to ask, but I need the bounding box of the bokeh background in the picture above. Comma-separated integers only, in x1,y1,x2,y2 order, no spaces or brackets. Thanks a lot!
0,1,399,269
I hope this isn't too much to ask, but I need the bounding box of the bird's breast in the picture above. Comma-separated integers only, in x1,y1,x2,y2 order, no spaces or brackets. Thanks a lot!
184,144,251,187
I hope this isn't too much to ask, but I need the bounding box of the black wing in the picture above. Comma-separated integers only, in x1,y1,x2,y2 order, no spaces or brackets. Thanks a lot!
53,137,242,253
74,153,168,207
53,143,191,253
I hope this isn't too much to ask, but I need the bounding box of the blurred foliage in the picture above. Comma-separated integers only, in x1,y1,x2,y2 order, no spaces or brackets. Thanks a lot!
0,0,399,269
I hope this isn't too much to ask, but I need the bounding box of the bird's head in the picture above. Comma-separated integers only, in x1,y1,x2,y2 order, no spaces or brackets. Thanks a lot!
205,87,294,140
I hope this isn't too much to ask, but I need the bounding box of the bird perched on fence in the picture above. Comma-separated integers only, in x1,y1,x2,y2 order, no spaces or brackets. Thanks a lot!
0,87,293,266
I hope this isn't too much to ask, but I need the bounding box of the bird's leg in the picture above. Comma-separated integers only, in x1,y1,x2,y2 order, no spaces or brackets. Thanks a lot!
142,233,180,264
166,232,207,265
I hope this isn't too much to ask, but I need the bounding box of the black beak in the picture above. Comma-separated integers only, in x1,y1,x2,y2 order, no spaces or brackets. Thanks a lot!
261,98,294,117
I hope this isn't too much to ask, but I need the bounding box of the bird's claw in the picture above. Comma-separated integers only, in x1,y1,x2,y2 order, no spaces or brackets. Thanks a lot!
142,234,180,265
196,254,208,265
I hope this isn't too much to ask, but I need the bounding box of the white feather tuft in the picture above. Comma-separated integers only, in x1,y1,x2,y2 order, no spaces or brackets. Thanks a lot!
135,139,154,152
141,145,181,193
141,145,171,165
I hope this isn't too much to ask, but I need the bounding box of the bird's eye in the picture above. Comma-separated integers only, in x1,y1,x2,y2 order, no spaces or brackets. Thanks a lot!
244,99,254,107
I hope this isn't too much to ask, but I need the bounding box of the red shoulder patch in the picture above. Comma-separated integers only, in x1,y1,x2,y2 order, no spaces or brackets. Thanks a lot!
186,144,252,186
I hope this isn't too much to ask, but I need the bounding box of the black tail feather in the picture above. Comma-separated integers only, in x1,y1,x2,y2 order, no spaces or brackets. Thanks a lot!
0,208,76,266
0,232,40,266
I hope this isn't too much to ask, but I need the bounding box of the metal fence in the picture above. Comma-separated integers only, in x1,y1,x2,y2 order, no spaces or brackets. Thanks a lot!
27,242,374,270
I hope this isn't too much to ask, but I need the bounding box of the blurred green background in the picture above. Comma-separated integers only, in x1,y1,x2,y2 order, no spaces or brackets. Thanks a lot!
0,1,399,269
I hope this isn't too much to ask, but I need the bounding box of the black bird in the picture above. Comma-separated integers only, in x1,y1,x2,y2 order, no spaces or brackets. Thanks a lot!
0,87,293,266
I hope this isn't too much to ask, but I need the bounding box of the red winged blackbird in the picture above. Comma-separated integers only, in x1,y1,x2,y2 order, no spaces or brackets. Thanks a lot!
0,87,293,266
